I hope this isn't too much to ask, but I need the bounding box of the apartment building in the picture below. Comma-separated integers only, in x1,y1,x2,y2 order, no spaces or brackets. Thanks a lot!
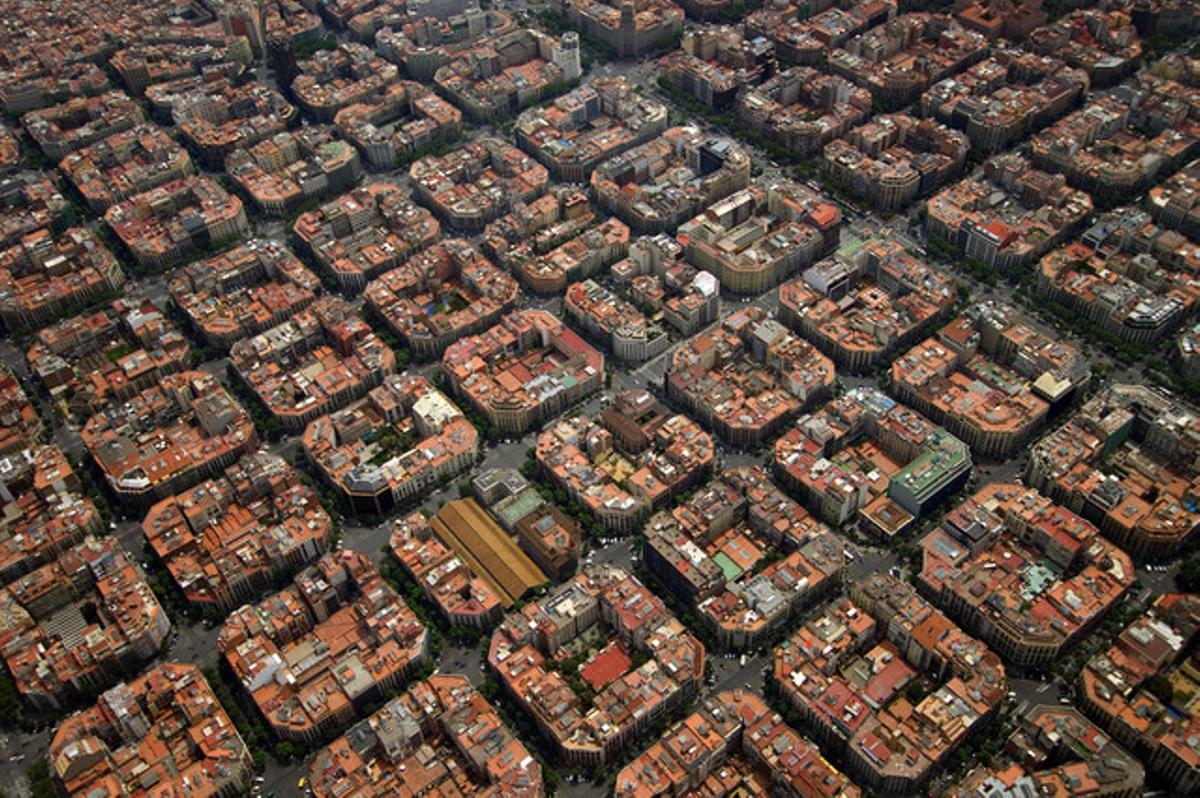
26,299,191,421
488,565,704,767
0,444,100,585
49,664,253,798
410,138,549,231
59,122,194,212
218,551,429,743
738,66,872,156
81,371,258,505
292,42,399,121
921,49,1089,154
515,76,667,181
927,153,1092,273
780,239,956,373
775,575,1005,793
1028,383,1200,561
389,511,505,629
775,386,971,529
230,295,395,433
1,537,171,710
921,483,1134,668
442,310,604,435
891,315,1052,459
308,674,542,797
615,691,859,797
104,175,249,271
365,239,520,360
823,114,968,212
333,80,461,170
666,307,834,447
536,392,714,533
591,126,750,233
0,227,124,331
644,465,843,651
226,126,361,216
303,373,479,515
169,238,321,350
564,279,669,362
22,90,144,160
552,0,683,58
1077,593,1200,794
660,26,775,110
677,181,840,293
292,182,441,292
143,452,332,613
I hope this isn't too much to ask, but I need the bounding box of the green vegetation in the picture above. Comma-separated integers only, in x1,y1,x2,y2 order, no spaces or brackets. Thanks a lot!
477,673,562,794
26,760,57,798
103,341,138,364
1142,30,1193,60
903,679,929,704
292,32,339,61
1143,357,1200,414
286,231,343,294
715,0,764,23
1020,290,1149,365
654,76,819,168
518,450,609,543
1147,672,1176,706
203,664,271,771
365,426,417,466
430,367,503,443
924,235,1001,287
1179,554,1200,593
536,11,615,72
224,364,285,441
0,667,22,730
161,299,218,363
378,547,481,647
1046,596,1143,684
898,0,955,11
359,304,413,368
438,292,470,315
75,454,119,525
390,133,464,171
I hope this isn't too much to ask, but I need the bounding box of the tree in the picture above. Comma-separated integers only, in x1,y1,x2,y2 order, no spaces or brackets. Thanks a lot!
904,680,928,704
0,667,21,729
1147,673,1175,706
1178,555,1200,593
27,761,58,798
274,740,305,761
542,766,561,795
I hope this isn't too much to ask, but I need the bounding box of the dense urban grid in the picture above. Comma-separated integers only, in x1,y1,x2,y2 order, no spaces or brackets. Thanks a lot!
1,0,1199,797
